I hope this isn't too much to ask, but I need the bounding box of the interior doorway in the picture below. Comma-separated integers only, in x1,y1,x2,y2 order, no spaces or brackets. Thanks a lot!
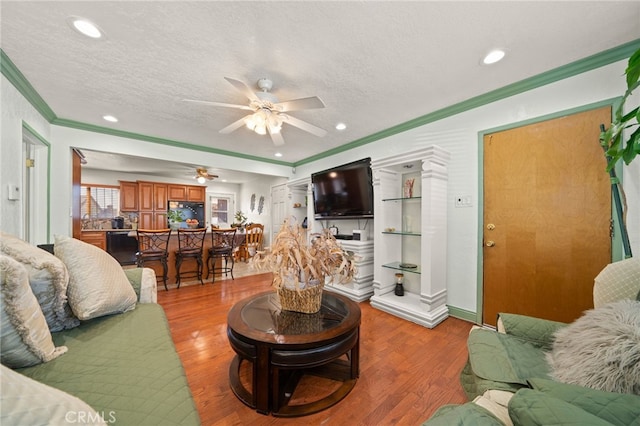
481,105,613,326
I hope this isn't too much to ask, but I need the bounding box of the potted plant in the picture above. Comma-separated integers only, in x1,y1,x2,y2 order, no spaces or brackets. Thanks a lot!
251,217,356,313
232,211,248,230
167,209,185,230
600,47,639,258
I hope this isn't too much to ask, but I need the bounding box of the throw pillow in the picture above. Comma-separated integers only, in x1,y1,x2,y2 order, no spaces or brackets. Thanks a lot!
0,255,68,368
54,235,137,320
0,364,107,425
546,299,640,395
0,232,79,332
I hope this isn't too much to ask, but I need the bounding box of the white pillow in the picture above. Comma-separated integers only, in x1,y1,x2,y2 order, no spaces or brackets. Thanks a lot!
0,232,79,332
0,255,67,368
54,235,137,320
0,364,107,425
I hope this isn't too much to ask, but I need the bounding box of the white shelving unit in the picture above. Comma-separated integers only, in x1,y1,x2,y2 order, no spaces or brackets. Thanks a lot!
325,239,374,302
369,146,450,328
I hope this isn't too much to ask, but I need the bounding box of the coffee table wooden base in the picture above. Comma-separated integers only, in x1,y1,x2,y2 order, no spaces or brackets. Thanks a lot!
229,355,358,417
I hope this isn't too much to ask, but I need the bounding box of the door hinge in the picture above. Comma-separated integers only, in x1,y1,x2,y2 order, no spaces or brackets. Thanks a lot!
25,158,35,168
610,219,615,238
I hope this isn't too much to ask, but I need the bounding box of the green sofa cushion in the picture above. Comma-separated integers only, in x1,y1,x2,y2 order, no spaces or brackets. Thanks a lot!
509,388,614,426
423,402,504,426
16,304,200,425
528,378,640,426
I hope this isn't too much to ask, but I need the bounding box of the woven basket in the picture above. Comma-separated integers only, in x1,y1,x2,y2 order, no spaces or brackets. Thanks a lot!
277,284,323,314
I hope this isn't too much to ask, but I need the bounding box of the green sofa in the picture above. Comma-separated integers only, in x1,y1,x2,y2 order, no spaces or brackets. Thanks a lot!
0,234,200,425
424,258,640,426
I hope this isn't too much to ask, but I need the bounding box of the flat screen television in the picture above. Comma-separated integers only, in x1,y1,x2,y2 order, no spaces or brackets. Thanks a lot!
312,158,374,220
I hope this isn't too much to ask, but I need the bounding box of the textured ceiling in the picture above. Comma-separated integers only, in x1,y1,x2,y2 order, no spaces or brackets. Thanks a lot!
2,1,640,181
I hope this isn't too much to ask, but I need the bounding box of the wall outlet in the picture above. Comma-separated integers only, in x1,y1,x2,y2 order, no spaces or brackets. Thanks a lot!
455,195,472,207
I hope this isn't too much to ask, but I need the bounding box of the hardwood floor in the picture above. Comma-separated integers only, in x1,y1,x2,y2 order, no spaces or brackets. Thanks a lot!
157,273,472,425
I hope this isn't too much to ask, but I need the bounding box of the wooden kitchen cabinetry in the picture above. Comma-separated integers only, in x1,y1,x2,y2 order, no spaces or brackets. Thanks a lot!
79,232,106,250
119,181,138,211
138,181,169,228
168,184,205,202
186,185,205,202
168,184,187,200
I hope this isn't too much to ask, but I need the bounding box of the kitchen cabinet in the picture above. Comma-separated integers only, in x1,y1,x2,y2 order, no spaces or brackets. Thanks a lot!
186,185,205,202
168,184,187,200
138,211,154,230
79,231,106,250
369,146,450,329
153,184,167,211
139,182,154,211
168,184,205,202
119,181,138,211
138,181,168,228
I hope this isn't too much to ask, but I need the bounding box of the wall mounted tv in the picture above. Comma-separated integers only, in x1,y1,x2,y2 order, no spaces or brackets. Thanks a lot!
312,158,374,220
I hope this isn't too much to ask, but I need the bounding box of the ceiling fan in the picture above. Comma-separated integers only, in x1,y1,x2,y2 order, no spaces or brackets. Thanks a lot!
183,77,327,146
194,167,218,183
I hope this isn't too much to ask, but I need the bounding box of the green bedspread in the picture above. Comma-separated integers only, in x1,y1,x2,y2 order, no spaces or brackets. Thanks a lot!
16,304,200,425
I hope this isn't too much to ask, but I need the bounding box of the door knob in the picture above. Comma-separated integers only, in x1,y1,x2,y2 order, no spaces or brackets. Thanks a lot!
485,240,495,247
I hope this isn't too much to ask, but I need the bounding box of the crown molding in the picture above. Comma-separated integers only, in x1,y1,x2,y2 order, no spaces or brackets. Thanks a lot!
51,118,292,167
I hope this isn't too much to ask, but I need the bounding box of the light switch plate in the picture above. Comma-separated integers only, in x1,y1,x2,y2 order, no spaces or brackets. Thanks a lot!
455,195,472,207
7,184,20,201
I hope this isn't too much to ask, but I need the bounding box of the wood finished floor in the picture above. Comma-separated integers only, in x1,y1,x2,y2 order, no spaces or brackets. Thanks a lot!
157,272,472,425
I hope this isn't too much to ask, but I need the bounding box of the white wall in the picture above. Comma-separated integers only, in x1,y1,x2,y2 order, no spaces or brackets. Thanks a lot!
2,58,638,317
1,76,51,242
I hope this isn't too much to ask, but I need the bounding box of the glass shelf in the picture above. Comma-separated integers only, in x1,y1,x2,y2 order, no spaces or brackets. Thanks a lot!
382,262,421,274
381,196,422,202
381,231,421,236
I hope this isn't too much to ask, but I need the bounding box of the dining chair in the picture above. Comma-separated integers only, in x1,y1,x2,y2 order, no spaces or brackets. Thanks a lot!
175,227,207,288
136,229,172,290
238,223,264,262
206,227,237,282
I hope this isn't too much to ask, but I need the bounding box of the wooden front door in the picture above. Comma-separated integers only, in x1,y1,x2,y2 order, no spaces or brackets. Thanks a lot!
482,106,612,326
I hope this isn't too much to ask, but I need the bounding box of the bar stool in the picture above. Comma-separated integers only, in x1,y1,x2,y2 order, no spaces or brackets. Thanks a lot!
136,229,172,291
175,227,207,288
206,227,237,282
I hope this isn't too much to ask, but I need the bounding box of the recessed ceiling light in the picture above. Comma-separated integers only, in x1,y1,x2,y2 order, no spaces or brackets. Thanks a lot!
103,115,118,123
483,49,506,65
274,152,283,157
68,17,103,39
335,123,347,131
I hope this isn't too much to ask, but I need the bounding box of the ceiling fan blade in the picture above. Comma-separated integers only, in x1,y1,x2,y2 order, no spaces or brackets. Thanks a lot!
268,127,285,146
182,99,252,110
282,115,327,138
219,117,248,134
224,77,259,102
275,96,325,112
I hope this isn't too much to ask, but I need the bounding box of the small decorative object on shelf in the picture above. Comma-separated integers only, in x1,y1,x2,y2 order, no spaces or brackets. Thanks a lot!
250,217,355,313
404,178,415,198
394,273,405,296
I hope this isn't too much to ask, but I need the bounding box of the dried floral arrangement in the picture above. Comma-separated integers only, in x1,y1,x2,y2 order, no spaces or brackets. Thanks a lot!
251,217,356,291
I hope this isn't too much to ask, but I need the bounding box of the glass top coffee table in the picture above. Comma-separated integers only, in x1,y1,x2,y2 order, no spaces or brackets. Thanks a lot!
227,290,361,417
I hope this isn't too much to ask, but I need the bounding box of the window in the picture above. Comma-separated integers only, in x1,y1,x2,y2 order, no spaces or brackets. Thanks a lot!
210,195,232,227
81,185,120,219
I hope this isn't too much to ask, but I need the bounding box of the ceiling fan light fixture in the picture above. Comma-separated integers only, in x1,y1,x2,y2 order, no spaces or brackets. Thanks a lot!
255,123,267,135
196,176,206,184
